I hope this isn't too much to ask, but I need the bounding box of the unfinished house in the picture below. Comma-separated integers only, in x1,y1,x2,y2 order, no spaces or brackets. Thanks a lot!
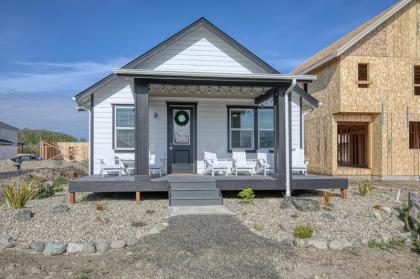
293,0,420,180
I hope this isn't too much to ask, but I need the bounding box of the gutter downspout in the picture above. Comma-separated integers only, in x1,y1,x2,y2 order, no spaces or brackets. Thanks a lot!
284,79,296,197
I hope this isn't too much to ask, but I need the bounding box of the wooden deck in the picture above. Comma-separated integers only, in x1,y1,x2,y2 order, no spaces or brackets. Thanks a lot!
69,174,348,192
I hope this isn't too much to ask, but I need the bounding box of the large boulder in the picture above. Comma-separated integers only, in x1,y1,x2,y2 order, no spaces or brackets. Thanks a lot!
43,242,67,256
82,242,96,254
66,243,83,253
292,198,320,212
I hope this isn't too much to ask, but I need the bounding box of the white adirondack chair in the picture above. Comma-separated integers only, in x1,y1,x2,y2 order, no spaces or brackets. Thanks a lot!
98,152,125,176
257,149,274,176
232,150,257,176
292,148,308,176
149,147,166,176
204,151,229,176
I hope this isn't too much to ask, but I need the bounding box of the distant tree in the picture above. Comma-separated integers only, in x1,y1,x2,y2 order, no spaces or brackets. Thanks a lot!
18,128,78,154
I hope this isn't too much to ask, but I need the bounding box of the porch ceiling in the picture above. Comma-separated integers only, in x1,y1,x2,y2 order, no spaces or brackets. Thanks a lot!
149,84,271,99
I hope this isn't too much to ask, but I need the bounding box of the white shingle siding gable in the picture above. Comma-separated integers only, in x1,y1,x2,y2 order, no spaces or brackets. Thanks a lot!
136,26,267,74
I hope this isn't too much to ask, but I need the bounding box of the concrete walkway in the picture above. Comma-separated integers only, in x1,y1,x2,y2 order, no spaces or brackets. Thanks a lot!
168,205,236,216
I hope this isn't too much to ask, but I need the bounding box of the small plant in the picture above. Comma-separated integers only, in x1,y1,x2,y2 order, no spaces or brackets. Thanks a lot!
131,221,147,228
52,177,68,193
237,187,255,203
241,211,248,216
254,223,264,231
80,194,90,202
416,266,420,274
290,213,299,219
358,180,374,196
146,209,156,214
2,179,36,209
293,225,314,239
319,191,333,205
34,185,54,199
412,238,420,254
95,203,105,211
368,238,405,250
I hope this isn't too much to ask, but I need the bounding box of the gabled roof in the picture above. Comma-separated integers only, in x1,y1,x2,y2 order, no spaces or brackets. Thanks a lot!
74,17,279,102
293,0,412,74
0,121,18,131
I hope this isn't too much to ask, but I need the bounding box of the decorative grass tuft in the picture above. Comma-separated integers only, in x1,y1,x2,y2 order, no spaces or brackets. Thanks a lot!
2,179,36,209
237,187,255,203
358,180,374,196
293,225,314,239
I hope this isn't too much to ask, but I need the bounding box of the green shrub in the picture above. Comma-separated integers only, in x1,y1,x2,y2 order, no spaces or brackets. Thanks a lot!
2,179,36,209
254,223,264,231
237,187,255,203
293,225,314,239
34,184,54,199
358,180,374,196
52,177,69,192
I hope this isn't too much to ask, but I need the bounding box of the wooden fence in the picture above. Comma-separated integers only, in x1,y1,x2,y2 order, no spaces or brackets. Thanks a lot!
39,141,88,162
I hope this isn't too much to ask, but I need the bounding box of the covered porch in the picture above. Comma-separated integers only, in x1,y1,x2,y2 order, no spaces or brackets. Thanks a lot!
70,69,348,204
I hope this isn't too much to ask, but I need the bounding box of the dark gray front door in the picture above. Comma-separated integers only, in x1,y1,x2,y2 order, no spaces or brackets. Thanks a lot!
168,105,194,174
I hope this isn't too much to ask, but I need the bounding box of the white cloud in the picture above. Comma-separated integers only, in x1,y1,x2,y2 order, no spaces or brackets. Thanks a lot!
0,57,129,94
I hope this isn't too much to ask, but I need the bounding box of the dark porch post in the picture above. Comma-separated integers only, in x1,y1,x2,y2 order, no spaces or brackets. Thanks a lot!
134,80,149,175
273,88,286,182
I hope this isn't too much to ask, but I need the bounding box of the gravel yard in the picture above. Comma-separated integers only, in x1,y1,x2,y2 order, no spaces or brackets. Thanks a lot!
0,188,169,243
224,181,413,243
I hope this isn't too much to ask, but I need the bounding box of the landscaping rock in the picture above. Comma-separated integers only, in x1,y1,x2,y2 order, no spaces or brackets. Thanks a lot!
382,206,392,216
351,239,362,248
278,223,293,232
280,198,295,209
292,198,320,212
126,238,138,246
360,238,369,246
320,213,336,221
95,241,111,253
82,242,96,254
110,239,126,249
308,239,328,250
51,204,70,214
43,242,67,256
328,240,351,250
390,218,405,228
16,209,34,221
31,241,45,252
66,243,83,253
294,238,309,248
0,236,16,249
370,210,382,221
17,242,31,250
280,239,295,248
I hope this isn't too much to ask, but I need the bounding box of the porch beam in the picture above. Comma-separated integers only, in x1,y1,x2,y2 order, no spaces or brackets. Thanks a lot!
134,80,149,175
255,87,288,105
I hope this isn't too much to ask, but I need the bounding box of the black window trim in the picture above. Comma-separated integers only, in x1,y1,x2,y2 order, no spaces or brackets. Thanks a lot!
227,105,274,153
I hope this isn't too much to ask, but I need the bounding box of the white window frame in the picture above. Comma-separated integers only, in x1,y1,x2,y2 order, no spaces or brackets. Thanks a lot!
114,106,135,151
229,108,254,150
258,108,274,150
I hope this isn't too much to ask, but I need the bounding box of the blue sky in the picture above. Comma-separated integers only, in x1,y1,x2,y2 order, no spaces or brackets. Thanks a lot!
0,0,397,138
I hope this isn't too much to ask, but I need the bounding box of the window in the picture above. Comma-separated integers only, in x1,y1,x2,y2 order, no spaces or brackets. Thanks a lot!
357,63,370,88
409,122,420,149
228,107,274,151
258,109,274,149
114,106,135,150
414,66,420,95
337,123,368,168
230,109,254,149
303,83,308,92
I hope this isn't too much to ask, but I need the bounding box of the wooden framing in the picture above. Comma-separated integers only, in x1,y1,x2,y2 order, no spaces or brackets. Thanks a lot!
337,122,368,168
40,141,88,161
135,192,141,202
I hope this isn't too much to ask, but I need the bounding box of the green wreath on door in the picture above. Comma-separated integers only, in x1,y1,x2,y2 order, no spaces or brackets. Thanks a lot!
174,110,189,126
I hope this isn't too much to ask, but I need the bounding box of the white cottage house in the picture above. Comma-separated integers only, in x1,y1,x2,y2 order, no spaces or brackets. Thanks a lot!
71,18,348,205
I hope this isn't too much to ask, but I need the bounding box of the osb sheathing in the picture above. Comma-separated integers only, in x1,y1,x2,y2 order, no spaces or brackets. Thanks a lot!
304,0,420,177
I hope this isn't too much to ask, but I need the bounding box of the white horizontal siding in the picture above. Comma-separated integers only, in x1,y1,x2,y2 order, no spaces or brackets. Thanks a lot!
136,26,267,74
92,83,304,174
291,93,302,150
